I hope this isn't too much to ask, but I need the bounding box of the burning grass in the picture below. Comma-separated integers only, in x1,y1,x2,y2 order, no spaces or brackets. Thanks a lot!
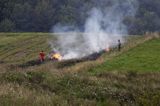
0,33,160,105
7,49,105,69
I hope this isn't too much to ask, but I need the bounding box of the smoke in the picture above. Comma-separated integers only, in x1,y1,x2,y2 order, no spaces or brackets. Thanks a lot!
50,0,138,60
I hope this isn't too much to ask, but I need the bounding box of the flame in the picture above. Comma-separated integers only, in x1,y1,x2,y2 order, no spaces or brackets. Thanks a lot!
51,53,62,61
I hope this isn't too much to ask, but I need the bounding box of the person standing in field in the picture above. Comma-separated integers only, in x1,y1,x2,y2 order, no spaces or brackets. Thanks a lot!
118,39,121,51
39,51,45,62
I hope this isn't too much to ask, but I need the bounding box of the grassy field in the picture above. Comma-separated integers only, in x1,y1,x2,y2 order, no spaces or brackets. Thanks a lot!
89,38,160,75
0,33,52,64
0,33,160,106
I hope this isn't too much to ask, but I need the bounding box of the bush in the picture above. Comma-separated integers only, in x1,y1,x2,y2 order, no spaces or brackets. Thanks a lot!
1,72,26,84
0,19,15,32
26,71,47,84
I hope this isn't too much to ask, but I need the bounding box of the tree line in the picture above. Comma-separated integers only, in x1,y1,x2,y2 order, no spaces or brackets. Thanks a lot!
0,0,160,34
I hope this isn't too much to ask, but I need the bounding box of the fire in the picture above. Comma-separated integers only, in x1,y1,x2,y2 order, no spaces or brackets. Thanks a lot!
51,53,62,61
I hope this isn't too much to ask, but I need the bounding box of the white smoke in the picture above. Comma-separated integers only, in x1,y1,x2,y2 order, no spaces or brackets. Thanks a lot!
50,0,138,60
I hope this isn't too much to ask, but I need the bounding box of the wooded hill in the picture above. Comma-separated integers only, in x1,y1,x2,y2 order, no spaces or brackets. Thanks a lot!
0,0,160,34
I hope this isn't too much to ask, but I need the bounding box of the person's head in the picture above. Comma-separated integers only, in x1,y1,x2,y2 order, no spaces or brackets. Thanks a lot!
118,39,120,42
41,50,44,52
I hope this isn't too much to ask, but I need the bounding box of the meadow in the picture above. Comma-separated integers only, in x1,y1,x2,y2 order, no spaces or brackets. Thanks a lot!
0,33,160,106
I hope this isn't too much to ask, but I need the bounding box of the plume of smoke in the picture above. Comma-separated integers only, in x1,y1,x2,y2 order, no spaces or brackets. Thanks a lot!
50,0,138,60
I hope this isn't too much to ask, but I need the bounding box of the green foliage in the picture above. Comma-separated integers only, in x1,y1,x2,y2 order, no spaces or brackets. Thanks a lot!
26,71,47,84
136,91,160,106
0,0,160,33
0,19,15,32
1,72,26,84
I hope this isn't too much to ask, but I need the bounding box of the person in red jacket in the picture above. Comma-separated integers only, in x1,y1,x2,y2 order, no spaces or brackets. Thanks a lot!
39,51,45,62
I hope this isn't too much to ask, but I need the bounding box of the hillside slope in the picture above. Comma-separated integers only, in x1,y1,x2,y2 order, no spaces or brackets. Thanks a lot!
89,37,160,75
0,33,160,106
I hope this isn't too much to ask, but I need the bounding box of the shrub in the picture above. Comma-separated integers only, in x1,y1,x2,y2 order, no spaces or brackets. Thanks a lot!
26,71,46,84
1,72,26,84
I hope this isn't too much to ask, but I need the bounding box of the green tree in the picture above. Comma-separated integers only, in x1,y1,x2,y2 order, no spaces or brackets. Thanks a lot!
0,19,15,32
33,0,55,31
12,2,33,31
